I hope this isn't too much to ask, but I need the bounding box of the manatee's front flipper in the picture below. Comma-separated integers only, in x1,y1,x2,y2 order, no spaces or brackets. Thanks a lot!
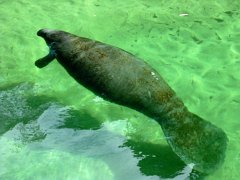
35,43,56,68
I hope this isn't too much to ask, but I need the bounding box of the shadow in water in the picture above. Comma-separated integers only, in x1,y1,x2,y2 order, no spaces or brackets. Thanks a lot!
123,140,207,179
58,108,102,130
1,82,208,179
0,82,102,135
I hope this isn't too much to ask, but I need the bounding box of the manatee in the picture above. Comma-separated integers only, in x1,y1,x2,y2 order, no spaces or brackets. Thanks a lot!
35,29,227,173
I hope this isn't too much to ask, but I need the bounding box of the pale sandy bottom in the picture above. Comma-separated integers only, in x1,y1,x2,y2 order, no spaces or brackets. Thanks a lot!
0,0,239,179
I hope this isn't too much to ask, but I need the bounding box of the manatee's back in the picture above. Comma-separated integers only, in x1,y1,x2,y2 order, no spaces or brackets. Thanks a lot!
55,33,174,114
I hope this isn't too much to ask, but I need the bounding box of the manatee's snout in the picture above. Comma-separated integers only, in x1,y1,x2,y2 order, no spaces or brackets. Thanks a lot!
37,29,56,44
37,29,49,38
37,28,57,37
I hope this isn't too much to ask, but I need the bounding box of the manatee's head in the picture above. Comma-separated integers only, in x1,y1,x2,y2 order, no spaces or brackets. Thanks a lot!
35,29,67,68
37,29,67,46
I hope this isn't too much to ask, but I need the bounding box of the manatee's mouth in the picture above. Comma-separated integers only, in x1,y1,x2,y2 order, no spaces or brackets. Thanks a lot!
35,29,57,68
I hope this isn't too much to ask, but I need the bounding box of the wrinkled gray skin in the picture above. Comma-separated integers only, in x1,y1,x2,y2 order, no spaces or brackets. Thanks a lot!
35,29,227,173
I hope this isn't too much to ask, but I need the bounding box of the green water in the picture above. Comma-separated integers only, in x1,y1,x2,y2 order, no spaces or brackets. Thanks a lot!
0,0,239,179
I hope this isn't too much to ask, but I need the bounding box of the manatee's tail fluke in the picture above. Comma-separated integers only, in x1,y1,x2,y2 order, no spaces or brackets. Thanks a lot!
159,112,228,173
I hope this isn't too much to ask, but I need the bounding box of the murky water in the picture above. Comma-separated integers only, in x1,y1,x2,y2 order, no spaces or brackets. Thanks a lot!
0,0,239,179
